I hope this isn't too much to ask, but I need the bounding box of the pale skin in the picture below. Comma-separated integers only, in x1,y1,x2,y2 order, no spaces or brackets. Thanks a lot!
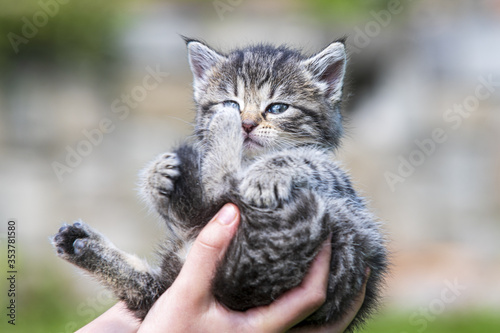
78,204,369,333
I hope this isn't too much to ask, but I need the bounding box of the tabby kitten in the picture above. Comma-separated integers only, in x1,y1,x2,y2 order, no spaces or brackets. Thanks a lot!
53,38,388,331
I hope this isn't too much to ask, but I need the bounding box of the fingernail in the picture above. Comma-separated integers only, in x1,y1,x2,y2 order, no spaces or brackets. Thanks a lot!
216,204,238,225
364,267,371,282
322,233,332,248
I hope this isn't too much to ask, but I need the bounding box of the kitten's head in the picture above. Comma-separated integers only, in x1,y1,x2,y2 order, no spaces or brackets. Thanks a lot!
185,38,347,157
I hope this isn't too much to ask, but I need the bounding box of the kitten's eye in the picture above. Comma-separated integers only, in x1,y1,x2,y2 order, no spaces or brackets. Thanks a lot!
266,103,289,115
223,100,240,111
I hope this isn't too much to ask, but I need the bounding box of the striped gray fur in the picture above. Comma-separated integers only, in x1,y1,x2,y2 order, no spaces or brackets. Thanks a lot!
52,39,388,331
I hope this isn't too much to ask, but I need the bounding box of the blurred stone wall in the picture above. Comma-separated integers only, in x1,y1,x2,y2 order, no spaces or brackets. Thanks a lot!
0,0,499,312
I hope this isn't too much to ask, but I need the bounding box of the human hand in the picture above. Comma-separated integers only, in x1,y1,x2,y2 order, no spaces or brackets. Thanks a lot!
78,203,368,333
289,268,370,333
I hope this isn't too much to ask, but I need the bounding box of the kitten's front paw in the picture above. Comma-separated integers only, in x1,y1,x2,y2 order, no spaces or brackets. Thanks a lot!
240,171,295,209
52,221,103,261
206,105,242,142
141,153,181,202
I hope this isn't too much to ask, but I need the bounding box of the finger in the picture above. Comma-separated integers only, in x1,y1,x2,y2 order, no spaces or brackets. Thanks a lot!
77,302,140,333
248,235,332,332
173,203,240,304
321,267,371,332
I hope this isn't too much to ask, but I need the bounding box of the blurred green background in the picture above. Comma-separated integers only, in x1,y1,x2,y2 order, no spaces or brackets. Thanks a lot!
1,0,499,332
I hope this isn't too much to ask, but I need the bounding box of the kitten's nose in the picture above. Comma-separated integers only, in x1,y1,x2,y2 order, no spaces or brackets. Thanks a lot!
242,120,257,133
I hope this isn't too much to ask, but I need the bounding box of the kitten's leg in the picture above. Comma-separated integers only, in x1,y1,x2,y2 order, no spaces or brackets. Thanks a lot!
200,105,243,201
52,221,174,319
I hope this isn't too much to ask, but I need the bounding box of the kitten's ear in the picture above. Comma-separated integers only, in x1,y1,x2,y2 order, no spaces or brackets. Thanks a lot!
185,39,225,84
303,41,347,101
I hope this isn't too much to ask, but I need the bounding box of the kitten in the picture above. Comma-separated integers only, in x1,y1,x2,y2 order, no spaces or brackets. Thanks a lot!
52,38,388,331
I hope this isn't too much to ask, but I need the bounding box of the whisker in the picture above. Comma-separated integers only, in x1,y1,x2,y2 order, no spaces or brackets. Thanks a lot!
165,116,195,127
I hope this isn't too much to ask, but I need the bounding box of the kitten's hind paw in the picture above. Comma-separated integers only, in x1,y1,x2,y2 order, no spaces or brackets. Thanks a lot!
52,221,106,263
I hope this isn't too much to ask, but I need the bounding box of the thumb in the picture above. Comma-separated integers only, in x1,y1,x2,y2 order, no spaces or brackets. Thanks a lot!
174,203,240,302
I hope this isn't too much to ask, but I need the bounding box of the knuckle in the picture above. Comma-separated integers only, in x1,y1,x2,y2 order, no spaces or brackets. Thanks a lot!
196,225,226,252
306,287,327,309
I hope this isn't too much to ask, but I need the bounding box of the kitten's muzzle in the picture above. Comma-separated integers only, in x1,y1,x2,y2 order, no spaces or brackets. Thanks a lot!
242,120,257,133
244,138,264,149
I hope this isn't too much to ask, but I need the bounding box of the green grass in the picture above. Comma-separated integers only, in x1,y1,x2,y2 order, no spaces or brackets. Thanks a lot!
4,289,500,333
0,257,112,333
364,309,500,333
